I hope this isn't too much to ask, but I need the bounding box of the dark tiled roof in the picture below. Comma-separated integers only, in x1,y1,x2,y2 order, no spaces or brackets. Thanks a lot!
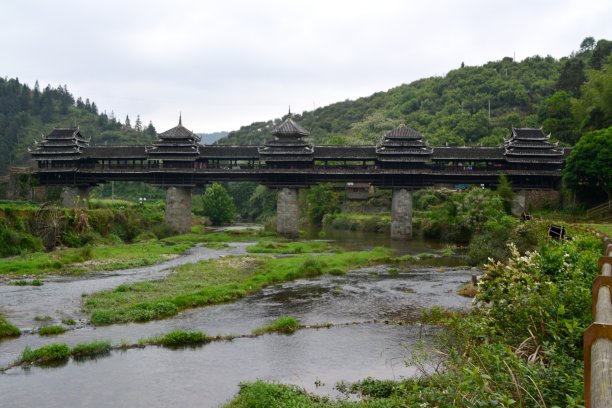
383,125,423,140
29,127,90,160
199,146,259,159
313,146,377,160
86,146,147,158
510,127,549,140
431,147,505,160
271,118,310,137
158,124,201,141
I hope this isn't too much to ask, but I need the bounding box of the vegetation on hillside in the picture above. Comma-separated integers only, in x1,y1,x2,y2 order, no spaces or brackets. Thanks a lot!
220,38,610,147
0,78,157,174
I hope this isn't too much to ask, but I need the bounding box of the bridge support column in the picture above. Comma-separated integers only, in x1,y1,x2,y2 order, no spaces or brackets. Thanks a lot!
165,186,192,233
391,188,412,240
512,190,527,216
61,186,89,208
277,187,299,238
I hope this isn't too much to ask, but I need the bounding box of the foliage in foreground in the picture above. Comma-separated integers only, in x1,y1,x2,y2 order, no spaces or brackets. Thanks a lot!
226,233,600,407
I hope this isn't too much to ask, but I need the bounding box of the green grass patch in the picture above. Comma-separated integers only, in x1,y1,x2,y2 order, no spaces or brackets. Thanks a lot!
61,318,76,325
457,282,478,297
70,340,111,359
0,241,192,277
246,240,336,254
142,330,209,347
203,242,231,249
252,316,300,335
84,247,391,325
225,380,332,407
38,325,67,336
18,343,70,365
0,313,21,339
10,279,43,286
582,223,612,236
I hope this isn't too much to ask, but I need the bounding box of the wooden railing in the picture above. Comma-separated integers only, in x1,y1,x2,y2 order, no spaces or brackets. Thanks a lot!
587,201,612,218
584,237,612,407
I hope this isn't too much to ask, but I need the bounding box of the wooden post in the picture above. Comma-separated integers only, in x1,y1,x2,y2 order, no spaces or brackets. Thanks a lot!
585,238,612,408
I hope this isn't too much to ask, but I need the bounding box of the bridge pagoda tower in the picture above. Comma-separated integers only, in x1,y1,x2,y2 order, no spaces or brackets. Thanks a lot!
376,125,432,240
146,116,200,233
259,116,314,238
504,127,564,214
29,127,91,208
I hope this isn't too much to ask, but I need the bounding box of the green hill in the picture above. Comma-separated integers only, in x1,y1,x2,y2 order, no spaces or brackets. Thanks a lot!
0,79,157,174
219,37,611,147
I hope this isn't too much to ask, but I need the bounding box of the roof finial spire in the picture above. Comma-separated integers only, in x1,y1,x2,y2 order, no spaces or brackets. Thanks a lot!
288,105,291,117
179,112,182,126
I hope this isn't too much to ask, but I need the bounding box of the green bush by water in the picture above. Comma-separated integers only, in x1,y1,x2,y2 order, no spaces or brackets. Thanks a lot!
0,314,21,339
18,343,70,365
38,325,67,336
252,316,300,336
143,330,209,347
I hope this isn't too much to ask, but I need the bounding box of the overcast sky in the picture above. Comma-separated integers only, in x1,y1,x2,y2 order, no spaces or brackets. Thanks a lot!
2,0,610,133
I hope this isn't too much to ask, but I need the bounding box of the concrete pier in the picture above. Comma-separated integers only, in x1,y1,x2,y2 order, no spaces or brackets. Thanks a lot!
61,186,89,208
391,188,412,240
165,186,192,233
277,187,299,238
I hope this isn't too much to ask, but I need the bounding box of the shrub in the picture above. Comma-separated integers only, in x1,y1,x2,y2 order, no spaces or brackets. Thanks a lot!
38,325,67,336
0,314,21,338
19,343,70,364
70,340,111,359
145,330,209,347
252,316,300,336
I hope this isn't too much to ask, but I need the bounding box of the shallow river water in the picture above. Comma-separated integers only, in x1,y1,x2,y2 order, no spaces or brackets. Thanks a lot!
0,229,475,407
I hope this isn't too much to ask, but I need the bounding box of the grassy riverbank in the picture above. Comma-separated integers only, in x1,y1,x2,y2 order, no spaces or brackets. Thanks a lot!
84,247,391,325
0,228,274,278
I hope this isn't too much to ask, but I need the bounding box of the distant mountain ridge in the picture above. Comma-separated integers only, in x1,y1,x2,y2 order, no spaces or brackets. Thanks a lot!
197,131,229,145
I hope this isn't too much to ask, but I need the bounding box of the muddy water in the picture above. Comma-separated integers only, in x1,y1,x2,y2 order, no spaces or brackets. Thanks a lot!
0,231,475,407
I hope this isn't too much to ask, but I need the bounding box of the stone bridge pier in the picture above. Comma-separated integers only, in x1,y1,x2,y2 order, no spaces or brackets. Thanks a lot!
276,187,299,238
391,188,413,240
61,186,90,208
165,186,192,234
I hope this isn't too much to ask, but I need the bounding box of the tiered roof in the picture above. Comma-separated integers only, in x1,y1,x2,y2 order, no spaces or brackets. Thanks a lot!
376,125,433,162
29,128,89,161
258,117,314,162
504,127,563,164
146,116,200,161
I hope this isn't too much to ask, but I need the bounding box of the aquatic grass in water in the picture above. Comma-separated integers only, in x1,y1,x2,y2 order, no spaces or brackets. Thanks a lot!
252,316,300,336
143,330,209,347
70,340,111,359
38,325,67,336
0,313,21,339
18,343,70,365
246,240,335,254
10,279,43,286
85,247,391,325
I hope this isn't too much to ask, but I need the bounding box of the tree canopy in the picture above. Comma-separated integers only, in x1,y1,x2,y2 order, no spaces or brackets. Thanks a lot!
563,126,612,201
201,183,236,225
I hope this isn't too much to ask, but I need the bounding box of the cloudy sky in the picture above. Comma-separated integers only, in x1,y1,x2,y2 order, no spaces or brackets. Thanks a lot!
2,0,610,133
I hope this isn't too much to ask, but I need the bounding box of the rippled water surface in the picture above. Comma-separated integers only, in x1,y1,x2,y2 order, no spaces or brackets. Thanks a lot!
0,229,475,407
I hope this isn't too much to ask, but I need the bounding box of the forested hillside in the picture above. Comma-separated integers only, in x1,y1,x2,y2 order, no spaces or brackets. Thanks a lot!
0,79,157,174
219,37,611,147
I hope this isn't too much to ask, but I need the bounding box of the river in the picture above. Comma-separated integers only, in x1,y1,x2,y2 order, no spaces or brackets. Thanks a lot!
0,229,475,407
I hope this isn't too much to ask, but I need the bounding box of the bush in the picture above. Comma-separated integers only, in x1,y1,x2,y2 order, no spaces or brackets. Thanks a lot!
38,325,67,336
19,343,70,364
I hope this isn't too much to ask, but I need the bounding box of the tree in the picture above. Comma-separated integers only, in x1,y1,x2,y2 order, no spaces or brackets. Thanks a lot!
580,37,596,53
537,91,578,144
563,127,612,201
557,59,586,98
496,174,514,214
124,115,131,129
202,183,236,225
307,184,340,225
134,115,143,133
